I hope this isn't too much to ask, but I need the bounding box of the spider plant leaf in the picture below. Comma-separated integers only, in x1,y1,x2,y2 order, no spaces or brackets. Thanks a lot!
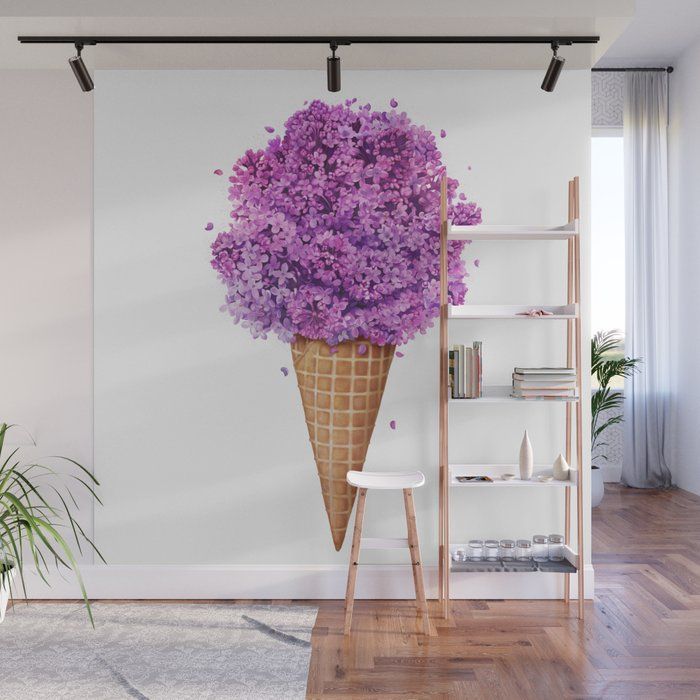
1,495,70,569
72,519,107,565
49,456,100,486
28,516,94,627
1,422,100,625
0,520,27,596
2,447,21,473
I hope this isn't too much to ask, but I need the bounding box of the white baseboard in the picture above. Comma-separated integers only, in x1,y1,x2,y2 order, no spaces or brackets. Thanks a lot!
16,564,595,600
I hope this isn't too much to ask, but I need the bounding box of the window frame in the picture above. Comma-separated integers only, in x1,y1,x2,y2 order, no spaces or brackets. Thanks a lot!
592,126,623,138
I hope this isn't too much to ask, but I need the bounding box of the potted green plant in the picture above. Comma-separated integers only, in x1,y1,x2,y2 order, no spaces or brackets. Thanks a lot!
591,331,641,506
0,422,103,624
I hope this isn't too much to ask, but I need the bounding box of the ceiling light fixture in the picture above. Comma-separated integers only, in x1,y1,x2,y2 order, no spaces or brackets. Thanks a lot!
19,36,601,95
68,43,94,92
541,41,565,92
327,42,341,92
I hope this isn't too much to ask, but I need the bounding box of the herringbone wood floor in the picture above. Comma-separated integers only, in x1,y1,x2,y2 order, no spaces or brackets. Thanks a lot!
307,484,700,698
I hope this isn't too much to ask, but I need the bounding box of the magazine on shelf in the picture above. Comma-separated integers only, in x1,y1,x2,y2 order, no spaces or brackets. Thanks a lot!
512,388,577,397
513,378,576,390
511,365,578,399
513,374,577,385
473,341,482,397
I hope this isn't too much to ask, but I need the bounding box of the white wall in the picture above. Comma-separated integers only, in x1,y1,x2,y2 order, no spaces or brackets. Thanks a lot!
670,37,700,495
3,68,592,598
1,70,95,551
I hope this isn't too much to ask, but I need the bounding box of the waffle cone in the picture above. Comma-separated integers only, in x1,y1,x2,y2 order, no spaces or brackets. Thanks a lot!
291,337,395,551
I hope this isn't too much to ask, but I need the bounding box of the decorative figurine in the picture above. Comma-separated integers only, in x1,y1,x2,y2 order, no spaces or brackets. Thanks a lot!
519,430,534,480
553,453,570,481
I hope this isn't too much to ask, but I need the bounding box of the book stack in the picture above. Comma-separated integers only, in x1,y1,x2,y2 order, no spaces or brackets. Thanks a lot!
512,367,577,400
449,342,482,398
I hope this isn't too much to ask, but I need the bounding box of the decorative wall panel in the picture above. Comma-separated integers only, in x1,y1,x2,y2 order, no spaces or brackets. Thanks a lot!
592,71,623,128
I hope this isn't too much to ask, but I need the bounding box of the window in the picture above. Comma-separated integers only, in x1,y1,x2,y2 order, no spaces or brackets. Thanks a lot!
591,131,625,338
591,131,625,388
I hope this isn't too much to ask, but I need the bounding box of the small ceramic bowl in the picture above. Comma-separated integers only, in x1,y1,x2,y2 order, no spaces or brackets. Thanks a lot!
501,473,516,481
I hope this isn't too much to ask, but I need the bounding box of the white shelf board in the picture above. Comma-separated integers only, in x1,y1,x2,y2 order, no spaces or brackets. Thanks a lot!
449,464,577,488
449,304,577,320
449,385,579,403
449,222,577,241
448,544,579,573
450,543,578,558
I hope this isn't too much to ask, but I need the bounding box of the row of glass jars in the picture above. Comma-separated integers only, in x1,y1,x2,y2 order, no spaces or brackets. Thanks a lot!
453,534,565,562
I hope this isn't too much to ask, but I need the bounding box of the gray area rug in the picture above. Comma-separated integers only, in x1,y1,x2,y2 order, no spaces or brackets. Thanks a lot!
0,603,317,700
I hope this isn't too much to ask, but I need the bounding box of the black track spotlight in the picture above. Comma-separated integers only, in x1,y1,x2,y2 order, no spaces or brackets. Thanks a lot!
541,42,565,92
69,43,94,92
327,42,341,92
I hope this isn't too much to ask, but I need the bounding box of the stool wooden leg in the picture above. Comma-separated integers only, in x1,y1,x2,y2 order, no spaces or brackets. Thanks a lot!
344,488,367,635
403,488,433,636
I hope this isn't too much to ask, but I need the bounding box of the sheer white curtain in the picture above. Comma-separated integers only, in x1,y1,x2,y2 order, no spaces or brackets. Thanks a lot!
622,72,673,488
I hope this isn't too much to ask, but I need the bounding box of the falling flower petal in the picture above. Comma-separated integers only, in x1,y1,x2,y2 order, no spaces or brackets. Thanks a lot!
357,343,367,355
389,420,397,430
265,126,275,133
213,169,223,176
440,129,447,138
390,98,398,108
329,346,338,354
396,351,405,358
205,222,214,231
474,259,480,268
280,366,289,376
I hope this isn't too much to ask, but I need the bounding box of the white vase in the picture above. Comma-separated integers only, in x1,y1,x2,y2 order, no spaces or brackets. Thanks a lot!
553,453,570,481
591,466,604,508
0,564,16,624
519,430,534,480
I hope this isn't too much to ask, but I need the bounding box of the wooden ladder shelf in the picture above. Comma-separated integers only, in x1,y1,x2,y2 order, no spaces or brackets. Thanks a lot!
437,176,585,620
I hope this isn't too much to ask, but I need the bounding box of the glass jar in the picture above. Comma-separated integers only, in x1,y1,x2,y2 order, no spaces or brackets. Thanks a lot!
452,548,467,563
515,539,532,560
484,539,499,561
548,534,565,561
468,539,484,561
532,535,548,562
499,539,515,561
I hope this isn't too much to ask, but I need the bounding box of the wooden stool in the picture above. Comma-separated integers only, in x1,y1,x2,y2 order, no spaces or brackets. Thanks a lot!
343,470,432,636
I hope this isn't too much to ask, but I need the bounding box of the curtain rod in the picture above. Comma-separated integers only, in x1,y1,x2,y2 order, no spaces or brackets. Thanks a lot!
592,67,673,73
17,35,600,46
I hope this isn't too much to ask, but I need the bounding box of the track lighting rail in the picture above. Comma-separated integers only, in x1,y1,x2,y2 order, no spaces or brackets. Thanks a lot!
18,35,599,46
19,34,600,94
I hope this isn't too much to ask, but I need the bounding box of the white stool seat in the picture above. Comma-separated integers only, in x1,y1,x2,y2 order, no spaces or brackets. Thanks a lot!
346,470,425,490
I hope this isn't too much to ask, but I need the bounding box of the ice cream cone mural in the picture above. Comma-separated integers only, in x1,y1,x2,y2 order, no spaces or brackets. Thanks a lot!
210,98,481,550
292,337,394,549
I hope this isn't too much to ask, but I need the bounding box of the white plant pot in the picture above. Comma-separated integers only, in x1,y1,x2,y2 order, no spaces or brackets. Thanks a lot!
1,565,16,623
591,466,604,508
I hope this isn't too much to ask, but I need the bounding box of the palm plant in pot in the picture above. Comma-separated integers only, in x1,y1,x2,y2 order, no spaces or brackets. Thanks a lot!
0,422,103,624
591,331,641,506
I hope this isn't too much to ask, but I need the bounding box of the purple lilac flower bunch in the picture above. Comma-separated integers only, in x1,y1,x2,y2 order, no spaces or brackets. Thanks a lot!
211,99,481,346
